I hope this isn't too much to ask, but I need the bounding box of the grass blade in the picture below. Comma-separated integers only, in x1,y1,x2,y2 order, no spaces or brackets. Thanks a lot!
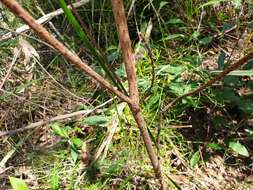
58,0,127,94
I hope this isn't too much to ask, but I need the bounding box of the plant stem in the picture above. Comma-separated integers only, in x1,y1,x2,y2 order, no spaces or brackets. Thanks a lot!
111,0,166,189
162,51,253,112
1,0,131,104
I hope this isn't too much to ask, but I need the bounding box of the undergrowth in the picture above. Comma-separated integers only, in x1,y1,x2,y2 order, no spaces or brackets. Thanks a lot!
1,0,253,189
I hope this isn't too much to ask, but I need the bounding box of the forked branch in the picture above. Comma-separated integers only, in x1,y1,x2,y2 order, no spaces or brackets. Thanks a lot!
1,0,131,104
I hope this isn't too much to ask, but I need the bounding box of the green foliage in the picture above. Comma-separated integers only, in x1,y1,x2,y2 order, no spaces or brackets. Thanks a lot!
207,143,225,151
50,169,59,190
51,123,69,139
9,177,29,190
190,150,200,168
81,115,108,126
229,141,249,157
1,0,253,189
58,0,126,94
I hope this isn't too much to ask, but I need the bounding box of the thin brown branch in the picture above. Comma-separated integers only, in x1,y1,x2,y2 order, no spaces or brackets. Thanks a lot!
162,51,253,113
1,0,131,104
111,0,166,189
0,98,114,137
0,0,90,41
67,0,126,93
0,49,21,90
111,0,139,101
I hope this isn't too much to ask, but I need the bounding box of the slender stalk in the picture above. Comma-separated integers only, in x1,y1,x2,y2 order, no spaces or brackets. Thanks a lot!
0,0,131,104
111,0,166,189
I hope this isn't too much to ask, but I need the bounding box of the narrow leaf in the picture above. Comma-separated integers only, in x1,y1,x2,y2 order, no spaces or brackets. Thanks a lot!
160,34,184,41
211,70,253,76
190,151,200,168
50,169,59,190
218,50,226,69
58,0,126,94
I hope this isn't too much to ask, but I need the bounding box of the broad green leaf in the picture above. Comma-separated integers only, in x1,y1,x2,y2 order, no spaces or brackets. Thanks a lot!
207,143,224,151
9,177,29,190
169,83,196,96
50,169,59,190
214,88,240,103
51,123,69,139
71,137,83,149
218,50,226,69
190,151,200,168
223,76,241,86
229,141,249,157
211,70,253,76
82,115,108,126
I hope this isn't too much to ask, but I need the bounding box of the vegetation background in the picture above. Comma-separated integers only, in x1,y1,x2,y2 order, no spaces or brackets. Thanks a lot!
0,0,253,189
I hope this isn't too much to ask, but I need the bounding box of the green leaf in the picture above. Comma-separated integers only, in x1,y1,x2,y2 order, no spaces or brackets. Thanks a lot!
242,60,253,70
229,141,249,157
169,82,196,96
237,99,253,115
71,148,79,163
82,115,108,126
58,0,126,94
221,23,234,33
159,1,169,11
156,65,185,76
191,31,200,39
167,18,184,25
71,137,83,149
211,70,253,76
190,151,200,168
50,169,59,190
199,36,213,45
207,143,224,151
51,123,69,139
9,177,29,190
218,50,226,69
160,34,185,41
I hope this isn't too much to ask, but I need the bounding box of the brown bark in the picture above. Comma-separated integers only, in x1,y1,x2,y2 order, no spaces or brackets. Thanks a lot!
1,0,131,104
111,0,166,189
